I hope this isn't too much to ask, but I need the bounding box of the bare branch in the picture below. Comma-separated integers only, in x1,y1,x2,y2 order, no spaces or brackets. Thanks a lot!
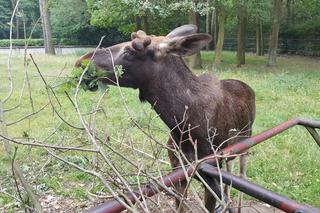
0,134,99,153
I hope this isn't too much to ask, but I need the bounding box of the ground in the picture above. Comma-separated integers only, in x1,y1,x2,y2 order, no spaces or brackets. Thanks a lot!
0,51,319,212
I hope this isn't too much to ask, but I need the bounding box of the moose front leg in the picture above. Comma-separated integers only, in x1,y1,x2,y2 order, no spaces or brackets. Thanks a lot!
173,180,188,213
204,187,217,213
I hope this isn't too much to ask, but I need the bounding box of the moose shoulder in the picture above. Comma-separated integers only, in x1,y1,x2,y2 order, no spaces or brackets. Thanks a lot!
75,24,256,213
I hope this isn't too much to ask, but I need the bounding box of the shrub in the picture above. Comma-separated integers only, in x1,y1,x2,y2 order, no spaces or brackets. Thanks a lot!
0,39,44,47
0,39,61,47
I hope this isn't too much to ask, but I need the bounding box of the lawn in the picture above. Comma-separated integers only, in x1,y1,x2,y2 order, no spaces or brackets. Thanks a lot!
0,51,319,211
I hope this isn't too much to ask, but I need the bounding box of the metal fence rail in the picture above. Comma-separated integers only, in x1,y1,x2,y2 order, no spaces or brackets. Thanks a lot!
88,118,320,213
222,37,320,56
200,163,320,213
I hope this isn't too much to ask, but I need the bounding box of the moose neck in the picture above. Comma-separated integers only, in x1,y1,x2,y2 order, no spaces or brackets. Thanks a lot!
139,56,205,131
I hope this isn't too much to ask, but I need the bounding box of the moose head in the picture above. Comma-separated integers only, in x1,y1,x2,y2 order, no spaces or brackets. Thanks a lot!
75,24,211,90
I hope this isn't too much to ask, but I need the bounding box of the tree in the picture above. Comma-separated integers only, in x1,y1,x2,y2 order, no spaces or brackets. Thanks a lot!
188,10,202,69
255,17,263,56
267,0,283,66
205,0,215,50
236,1,247,67
10,0,20,39
39,0,55,54
246,1,271,56
214,5,227,67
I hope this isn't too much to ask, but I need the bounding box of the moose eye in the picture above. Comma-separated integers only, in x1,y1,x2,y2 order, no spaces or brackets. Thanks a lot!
123,48,135,60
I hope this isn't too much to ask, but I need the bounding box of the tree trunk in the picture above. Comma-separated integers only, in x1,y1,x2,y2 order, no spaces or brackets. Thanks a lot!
256,17,264,56
214,7,227,67
267,0,282,66
10,0,18,39
213,11,218,49
210,10,216,50
142,15,149,34
188,10,202,69
206,10,211,50
135,16,142,31
260,20,264,55
16,15,19,39
39,0,55,55
236,3,246,67
291,0,295,24
286,0,292,26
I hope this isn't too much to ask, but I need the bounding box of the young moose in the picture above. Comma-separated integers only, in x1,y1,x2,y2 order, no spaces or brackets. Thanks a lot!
75,25,255,213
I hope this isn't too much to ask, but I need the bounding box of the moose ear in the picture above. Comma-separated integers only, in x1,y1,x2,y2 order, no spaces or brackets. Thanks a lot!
166,24,198,38
160,33,212,57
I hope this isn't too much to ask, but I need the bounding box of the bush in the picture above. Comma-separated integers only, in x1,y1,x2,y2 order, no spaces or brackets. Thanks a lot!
0,38,84,47
0,39,45,47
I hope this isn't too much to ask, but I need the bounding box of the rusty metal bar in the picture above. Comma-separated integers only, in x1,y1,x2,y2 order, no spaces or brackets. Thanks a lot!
199,163,320,213
88,118,320,213
305,127,320,147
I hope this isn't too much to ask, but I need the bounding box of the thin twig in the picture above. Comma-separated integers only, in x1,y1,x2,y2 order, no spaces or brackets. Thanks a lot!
0,134,99,153
6,103,49,126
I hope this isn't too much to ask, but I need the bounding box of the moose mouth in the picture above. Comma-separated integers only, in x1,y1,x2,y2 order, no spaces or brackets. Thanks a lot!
72,59,115,92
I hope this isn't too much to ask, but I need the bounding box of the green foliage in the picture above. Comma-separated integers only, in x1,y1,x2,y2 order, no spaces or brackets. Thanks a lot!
0,0,11,38
50,0,90,39
49,0,127,45
88,0,138,34
281,0,320,39
114,65,124,79
58,59,120,93
283,20,320,38
246,0,272,22
87,0,206,35
11,0,42,39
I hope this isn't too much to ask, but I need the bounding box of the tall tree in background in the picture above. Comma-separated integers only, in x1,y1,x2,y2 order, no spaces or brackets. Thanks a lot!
214,5,227,67
205,0,215,50
205,1,211,50
248,1,271,57
10,0,20,39
255,17,263,56
286,0,293,25
236,0,247,67
39,0,55,54
267,0,282,66
142,15,149,34
188,10,202,69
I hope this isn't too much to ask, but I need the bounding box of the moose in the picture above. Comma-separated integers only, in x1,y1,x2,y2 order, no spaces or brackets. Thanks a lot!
75,25,256,213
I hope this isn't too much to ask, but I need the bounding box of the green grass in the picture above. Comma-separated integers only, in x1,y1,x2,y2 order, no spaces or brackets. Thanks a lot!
0,51,319,209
